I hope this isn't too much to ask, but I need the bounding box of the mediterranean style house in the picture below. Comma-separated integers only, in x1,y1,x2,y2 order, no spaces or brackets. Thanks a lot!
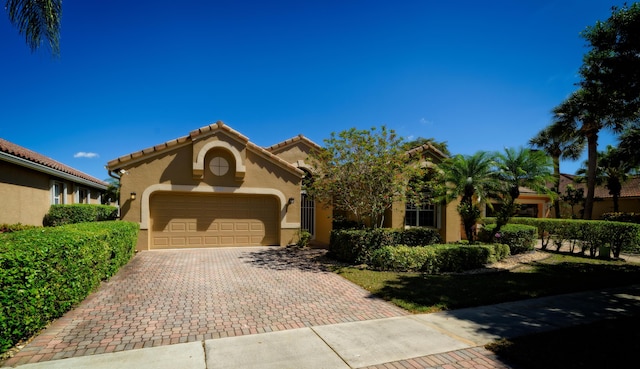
106,122,462,251
559,173,640,219
0,138,108,226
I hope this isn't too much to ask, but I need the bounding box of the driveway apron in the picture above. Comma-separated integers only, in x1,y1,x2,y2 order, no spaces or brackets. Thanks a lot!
5,247,407,366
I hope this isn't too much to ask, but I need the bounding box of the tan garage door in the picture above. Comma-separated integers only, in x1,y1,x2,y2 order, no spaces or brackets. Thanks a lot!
150,193,279,249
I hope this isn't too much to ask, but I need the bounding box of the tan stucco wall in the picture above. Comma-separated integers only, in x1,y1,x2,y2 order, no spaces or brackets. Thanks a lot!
0,161,103,225
116,132,302,250
593,198,640,216
314,201,333,246
0,161,51,225
269,141,315,168
441,198,461,243
560,198,640,219
384,199,461,243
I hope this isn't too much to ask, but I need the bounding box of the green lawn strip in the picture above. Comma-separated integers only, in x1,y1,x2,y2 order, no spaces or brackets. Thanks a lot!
335,254,640,313
486,315,640,369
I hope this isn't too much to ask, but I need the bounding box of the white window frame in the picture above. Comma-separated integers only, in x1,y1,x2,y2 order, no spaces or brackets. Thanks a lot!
75,186,90,204
50,180,67,205
405,202,440,229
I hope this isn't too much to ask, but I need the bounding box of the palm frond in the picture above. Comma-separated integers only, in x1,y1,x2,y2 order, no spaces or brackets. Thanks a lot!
5,0,62,55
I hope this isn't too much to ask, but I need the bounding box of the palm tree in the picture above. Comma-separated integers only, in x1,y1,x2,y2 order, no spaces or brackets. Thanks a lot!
5,0,62,55
552,89,628,219
576,145,635,213
493,147,554,233
617,126,640,169
103,177,120,205
437,151,499,243
529,122,585,218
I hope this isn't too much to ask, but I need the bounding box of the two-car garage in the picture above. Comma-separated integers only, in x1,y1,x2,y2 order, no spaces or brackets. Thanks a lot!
149,193,279,249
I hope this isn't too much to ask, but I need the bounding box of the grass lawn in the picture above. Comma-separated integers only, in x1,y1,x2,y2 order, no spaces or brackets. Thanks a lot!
336,252,640,368
335,253,640,313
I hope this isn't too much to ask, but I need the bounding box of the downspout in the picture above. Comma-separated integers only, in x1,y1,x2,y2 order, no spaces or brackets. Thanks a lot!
107,168,121,181
106,168,122,212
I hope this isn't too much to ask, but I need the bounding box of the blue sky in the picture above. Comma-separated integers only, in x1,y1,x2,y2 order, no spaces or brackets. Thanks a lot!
0,0,627,180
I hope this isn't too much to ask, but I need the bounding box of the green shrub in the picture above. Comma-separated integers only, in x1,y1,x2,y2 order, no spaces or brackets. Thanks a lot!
370,243,510,273
478,224,537,255
0,221,138,352
332,219,364,230
329,228,394,264
400,227,442,246
370,245,436,272
0,223,38,233
601,212,640,224
485,217,640,257
296,230,312,247
329,228,442,264
43,204,118,226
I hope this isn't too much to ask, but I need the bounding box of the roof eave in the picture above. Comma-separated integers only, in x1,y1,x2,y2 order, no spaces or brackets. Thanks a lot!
1,151,108,190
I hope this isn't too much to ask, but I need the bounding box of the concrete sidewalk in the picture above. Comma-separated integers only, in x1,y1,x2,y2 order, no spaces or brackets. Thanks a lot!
9,284,640,369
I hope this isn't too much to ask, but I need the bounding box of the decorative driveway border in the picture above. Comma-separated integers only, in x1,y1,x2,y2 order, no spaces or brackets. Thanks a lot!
4,247,407,367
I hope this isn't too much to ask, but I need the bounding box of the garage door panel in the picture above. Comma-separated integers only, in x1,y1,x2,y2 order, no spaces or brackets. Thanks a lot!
150,193,278,249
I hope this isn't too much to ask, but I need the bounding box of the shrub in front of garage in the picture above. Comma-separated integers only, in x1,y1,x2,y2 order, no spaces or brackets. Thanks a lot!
370,243,510,273
329,227,442,264
0,221,139,353
43,204,118,227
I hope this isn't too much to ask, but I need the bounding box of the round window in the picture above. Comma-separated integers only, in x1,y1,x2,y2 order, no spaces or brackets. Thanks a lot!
209,157,229,176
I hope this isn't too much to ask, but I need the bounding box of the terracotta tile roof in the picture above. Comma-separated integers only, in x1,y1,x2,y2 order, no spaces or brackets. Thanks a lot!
405,143,448,161
0,138,107,187
107,121,251,168
106,121,303,176
559,173,640,198
265,134,323,152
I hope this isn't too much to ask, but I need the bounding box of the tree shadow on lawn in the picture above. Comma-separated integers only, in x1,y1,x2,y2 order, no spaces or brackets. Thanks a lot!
373,260,640,313
487,314,640,369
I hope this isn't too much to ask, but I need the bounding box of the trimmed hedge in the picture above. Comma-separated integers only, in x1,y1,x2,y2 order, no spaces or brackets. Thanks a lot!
329,228,442,264
483,217,640,258
370,243,510,273
44,204,118,227
0,224,37,233
0,221,139,352
478,224,537,255
602,212,640,224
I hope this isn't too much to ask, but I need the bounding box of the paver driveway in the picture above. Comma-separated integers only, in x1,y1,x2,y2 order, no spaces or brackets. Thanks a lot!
5,247,407,366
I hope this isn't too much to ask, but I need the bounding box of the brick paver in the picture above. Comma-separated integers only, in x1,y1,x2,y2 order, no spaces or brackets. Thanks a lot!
4,247,407,366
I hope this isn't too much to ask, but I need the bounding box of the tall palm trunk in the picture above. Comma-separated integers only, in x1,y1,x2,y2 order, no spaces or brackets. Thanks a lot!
584,131,599,220
552,155,561,218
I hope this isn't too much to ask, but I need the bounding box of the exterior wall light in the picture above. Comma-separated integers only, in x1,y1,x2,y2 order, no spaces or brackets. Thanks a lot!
130,192,136,200
288,197,295,205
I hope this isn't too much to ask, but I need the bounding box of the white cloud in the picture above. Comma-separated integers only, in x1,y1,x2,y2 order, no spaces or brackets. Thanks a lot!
74,152,99,159
419,118,433,125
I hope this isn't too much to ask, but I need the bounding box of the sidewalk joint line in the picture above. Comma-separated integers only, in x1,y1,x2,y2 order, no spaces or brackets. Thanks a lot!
309,326,354,369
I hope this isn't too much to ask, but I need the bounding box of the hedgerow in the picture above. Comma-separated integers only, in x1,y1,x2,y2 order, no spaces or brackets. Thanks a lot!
0,221,138,353
370,243,510,273
43,204,118,226
483,217,640,258
478,223,538,255
0,224,37,233
329,228,442,264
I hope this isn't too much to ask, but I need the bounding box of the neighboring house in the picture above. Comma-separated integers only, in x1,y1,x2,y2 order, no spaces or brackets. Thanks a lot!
558,173,640,219
484,188,553,219
107,122,461,251
0,138,107,226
